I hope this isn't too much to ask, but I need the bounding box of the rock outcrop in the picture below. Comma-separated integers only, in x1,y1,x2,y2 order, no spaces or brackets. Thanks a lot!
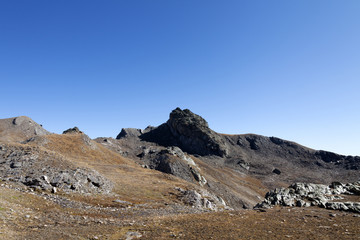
0,144,113,194
116,128,142,139
140,108,229,157
136,146,207,186
255,182,360,213
107,107,360,209
175,187,228,211
63,127,83,134
166,108,229,157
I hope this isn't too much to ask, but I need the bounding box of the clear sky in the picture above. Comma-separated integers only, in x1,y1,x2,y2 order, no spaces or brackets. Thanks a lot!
1,1,359,156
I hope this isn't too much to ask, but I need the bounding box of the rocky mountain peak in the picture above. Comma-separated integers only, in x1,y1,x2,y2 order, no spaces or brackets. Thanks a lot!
63,127,83,135
138,108,228,157
166,108,228,157
116,128,142,139
167,108,210,134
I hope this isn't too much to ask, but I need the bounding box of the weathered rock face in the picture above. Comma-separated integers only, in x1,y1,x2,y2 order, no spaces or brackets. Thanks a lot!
255,182,360,213
315,150,360,170
140,108,229,157
167,108,228,157
137,146,207,186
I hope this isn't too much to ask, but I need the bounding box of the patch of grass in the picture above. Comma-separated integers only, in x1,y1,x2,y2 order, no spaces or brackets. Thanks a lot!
11,195,22,200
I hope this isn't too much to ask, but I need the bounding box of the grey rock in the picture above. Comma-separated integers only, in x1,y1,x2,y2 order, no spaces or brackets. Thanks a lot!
125,231,142,240
10,162,22,168
236,159,250,170
296,199,307,207
255,181,360,213
116,128,142,139
11,116,50,137
62,127,82,134
348,185,360,195
326,202,349,211
113,199,131,204
42,175,50,184
0,145,113,194
176,188,227,211
166,108,229,157
272,168,281,175
190,167,207,186
141,108,229,157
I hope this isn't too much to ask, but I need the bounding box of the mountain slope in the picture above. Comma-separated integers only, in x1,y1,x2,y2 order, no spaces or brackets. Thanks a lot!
97,108,359,207
0,111,359,239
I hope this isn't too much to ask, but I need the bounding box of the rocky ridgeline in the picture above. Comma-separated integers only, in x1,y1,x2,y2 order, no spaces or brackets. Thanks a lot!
0,144,113,194
255,182,360,213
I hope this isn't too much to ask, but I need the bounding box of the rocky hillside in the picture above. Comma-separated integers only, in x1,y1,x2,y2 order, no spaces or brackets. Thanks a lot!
0,109,359,239
0,116,50,142
95,108,359,208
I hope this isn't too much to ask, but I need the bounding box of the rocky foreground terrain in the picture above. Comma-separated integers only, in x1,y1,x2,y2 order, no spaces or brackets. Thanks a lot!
0,109,359,239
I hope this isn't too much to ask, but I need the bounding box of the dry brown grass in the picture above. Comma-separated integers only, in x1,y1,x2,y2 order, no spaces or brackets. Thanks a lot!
24,134,195,204
42,134,131,165
192,156,268,206
2,133,360,240
2,183,359,240
124,207,360,240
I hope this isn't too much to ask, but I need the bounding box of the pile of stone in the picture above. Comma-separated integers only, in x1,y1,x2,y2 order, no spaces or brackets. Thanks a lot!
255,182,360,213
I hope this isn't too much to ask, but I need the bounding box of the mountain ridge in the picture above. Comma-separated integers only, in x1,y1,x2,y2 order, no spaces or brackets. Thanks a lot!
0,108,359,239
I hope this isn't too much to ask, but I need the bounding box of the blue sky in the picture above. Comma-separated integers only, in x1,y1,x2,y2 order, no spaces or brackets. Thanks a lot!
1,1,359,156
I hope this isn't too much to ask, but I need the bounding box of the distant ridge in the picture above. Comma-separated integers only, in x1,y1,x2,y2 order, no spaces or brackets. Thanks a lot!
0,116,50,142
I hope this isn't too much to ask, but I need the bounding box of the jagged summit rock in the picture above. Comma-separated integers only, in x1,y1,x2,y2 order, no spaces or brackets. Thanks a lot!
140,108,229,157
63,127,83,134
168,108,209,130
166,108,229,157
